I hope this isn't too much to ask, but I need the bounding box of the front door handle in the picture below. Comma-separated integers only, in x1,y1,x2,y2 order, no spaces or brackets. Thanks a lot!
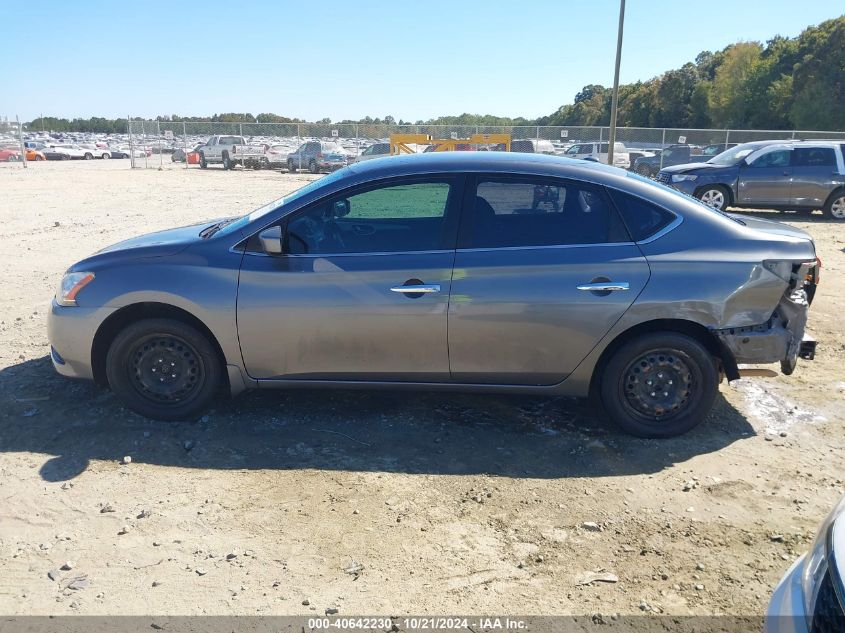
576,282,629,292
390,284,441,294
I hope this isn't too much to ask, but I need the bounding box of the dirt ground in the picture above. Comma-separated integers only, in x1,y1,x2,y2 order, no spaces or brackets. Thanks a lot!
0,159,843,617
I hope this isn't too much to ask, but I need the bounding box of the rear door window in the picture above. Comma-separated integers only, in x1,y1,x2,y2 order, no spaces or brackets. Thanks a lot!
461,178,630,249
794,147,836,167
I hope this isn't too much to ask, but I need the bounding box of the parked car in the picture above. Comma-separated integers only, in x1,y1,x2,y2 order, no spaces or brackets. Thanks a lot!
353,142,391,162
287,141,348,173
265,144,292,167
105,148,130,159
171,145,204,163
198,135,264,169
48,152,820,437
562,141,630,169
79,143,112,159
510,139,557,155
0,148,22,161
53,144,94,159
25,148,46,161
658,140,845,219
765,494,844,633
633,144,710,177
627,148,658,167
42,146,71,161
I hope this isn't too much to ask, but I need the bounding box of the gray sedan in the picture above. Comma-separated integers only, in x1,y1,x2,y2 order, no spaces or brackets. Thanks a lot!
48,152,820,437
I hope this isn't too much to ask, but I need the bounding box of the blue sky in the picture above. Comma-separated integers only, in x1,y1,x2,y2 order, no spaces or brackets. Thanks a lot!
3,0,842,122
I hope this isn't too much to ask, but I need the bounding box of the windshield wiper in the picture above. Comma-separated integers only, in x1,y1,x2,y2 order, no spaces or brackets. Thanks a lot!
199,218,237,238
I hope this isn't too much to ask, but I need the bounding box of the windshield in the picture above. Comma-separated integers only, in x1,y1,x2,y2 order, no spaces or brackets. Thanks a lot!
215,168,351,237
706,143,763,166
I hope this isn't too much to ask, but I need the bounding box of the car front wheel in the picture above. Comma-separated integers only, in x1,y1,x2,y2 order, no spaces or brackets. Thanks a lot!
600,332,718,438
696,185,729,211
105,318,222,421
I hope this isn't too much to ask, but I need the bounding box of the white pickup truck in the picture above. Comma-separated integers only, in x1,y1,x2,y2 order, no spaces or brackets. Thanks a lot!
198,135,266,169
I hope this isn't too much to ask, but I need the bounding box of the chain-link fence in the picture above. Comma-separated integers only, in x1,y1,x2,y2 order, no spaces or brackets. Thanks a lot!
124,119,845,170
0,116,28,168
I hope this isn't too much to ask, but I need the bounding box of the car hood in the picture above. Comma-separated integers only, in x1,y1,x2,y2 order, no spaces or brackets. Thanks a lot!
660,162,733,174
93,220,213,258
731,214,814,242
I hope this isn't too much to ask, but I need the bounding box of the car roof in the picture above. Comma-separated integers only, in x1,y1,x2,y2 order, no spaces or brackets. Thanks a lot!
345,150,626,184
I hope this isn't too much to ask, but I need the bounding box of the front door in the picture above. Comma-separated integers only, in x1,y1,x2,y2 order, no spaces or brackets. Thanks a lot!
236,177,461,381
737,146,793,206
448,176,650,385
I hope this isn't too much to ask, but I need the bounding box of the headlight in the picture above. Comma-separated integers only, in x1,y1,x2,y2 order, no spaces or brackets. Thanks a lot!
801,495,845,623
56,271,95,306
671,174,698,182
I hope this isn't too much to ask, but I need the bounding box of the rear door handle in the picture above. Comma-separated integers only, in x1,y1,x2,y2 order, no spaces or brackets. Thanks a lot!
576,282,629,292
390,284,441,294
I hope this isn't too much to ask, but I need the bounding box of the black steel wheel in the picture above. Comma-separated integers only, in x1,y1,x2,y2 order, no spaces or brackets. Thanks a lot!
600,332,718,438
106,318,222,421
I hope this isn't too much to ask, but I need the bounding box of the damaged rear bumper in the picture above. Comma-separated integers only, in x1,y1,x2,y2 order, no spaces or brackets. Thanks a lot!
714,287,813,375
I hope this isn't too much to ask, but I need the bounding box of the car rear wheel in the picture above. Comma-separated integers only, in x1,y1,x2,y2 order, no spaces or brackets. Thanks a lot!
199,152,207,169
84,153,93,160
106,318,222,421
696,185,729,211
600,332,718,438
824,191,845,220
288,159,297,173
102,152,110,159
222,153,232,170
308,160,319,174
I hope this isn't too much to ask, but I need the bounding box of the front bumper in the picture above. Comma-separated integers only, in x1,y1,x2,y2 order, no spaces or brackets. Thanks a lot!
765,556,808,633
47,298,116,380
663,177,697,196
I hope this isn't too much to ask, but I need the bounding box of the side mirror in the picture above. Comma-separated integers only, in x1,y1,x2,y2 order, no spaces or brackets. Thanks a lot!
258,225,283,255
332,199,350,217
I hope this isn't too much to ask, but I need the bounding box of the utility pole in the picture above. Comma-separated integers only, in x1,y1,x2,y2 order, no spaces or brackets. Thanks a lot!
607,0,626,166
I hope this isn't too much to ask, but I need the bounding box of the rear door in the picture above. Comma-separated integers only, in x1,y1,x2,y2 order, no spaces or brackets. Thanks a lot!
237,176,462,381
790,146,844,208
737,145,792,205
448,175,650,385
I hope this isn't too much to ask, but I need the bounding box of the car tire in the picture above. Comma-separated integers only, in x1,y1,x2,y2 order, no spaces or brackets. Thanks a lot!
105,318,222,421
35,155,44,161
102,152,110,159
84,153,93,160
288,159,297,173
636,165,653,177
222,152,232,170
308,160,319,174
823,190,845,220
199,152,207,169
599,332,718,438
696,185,729,211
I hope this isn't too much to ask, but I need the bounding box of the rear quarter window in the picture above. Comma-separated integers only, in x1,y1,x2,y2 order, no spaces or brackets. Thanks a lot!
608,189,676,241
